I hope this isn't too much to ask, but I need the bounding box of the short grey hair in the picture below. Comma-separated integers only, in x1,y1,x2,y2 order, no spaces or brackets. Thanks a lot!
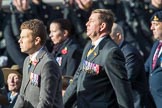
111,23,124,38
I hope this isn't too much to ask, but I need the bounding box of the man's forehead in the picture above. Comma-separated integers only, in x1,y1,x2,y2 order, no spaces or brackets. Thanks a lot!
20,29,33,37
21,29,32,33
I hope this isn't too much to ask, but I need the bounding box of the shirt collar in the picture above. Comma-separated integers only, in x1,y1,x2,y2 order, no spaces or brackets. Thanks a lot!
119,39,124,47
92,36,106,49
30,47,43,61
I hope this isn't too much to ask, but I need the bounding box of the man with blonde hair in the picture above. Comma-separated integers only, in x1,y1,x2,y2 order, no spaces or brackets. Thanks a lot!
63,9,134,108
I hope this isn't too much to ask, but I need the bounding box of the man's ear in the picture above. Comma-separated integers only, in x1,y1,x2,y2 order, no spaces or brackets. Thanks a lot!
35,37,41,45
116,33,120,39
99,23,106,32
63,30,69,37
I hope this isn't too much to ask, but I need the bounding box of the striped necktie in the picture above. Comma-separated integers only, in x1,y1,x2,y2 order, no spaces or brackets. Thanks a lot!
152,42,162,69
87,45,95,57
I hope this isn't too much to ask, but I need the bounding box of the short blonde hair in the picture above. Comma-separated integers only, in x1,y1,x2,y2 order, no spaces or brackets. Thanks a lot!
111,23,124,38
92,9,114,32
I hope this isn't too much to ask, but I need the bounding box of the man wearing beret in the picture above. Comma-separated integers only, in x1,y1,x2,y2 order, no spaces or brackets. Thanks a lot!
145,11,162,108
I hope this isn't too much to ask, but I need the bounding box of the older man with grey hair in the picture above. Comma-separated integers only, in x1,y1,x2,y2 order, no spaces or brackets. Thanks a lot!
110,23,151,108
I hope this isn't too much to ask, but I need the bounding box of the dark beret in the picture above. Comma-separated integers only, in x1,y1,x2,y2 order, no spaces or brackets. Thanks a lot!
151,11,162,22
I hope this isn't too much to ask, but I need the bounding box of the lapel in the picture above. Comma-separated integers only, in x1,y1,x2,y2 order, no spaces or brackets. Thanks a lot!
154,49,162,70
151,41,160,70
55,39,72,68
82,42,91,61
86,37,108,62
119,41,127,49
23,57,31,93
23,47,47,93
35,47,47,65
157,53,162,65
87,45,99,61
55,38,71,57
8,93,18,108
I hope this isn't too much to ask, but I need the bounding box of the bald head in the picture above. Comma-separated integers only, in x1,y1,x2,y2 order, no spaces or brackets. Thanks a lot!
110,23,124,45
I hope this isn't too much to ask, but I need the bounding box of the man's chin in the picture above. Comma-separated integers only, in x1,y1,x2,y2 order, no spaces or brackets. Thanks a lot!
20,50,24,53
8,88,15,91
20,49,27,53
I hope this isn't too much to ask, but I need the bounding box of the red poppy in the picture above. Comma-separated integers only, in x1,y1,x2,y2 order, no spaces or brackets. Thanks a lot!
32,60,38,66
61,47,68,55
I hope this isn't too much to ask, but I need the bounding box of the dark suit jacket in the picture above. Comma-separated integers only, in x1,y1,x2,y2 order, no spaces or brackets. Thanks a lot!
120,41,149,108
53,38,82,76
7,92,18,108
63,36,134,108
14,47,63,108
145,41,162,108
